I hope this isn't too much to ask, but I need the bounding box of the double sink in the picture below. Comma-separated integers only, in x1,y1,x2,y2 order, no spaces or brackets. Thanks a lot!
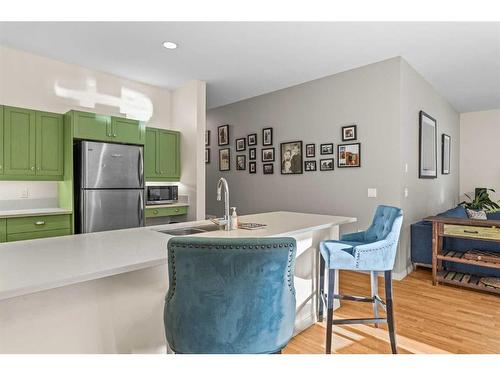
157,223,221,236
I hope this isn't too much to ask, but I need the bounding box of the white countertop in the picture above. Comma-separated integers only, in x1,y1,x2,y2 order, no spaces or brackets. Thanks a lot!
0,211,356,301
0,208,73,219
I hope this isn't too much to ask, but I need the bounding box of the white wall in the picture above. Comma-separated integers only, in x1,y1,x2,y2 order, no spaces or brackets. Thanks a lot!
0,46,205,213
460,108,500,202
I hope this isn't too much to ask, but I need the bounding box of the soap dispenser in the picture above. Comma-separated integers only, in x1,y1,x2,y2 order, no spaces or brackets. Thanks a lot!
230,207,238,230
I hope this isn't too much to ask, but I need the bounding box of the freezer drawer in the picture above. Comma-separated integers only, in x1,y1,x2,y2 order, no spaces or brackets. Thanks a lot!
81,141,144,189
81,189,144,233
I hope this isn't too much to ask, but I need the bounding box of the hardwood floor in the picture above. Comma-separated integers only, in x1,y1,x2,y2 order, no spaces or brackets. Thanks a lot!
284,268,500,354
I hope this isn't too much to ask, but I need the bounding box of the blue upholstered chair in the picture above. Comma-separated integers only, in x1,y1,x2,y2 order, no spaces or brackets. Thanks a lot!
319,205,403,354
164,236,297,354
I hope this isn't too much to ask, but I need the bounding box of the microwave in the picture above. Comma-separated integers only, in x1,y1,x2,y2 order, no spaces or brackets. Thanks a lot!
146,185,178,205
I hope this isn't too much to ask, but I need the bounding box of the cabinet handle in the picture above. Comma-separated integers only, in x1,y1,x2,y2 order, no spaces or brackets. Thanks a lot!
113,133,117,137
31,166,35,171
37,167,40,171
35,221,46,225
463,230,479,234
153,210,158,214
175,209,179,212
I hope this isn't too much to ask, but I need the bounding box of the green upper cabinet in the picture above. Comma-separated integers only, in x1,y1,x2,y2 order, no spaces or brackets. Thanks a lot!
70,110,144,145
72,110,111,141
36,111,64,177
1,106,63,181
111,117,145,145
145,127,180,181
0,106,3,175
0,218,6,243
3,106,36,176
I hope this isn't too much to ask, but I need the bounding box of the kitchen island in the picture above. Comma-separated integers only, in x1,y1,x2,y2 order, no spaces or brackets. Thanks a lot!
0,211,356,353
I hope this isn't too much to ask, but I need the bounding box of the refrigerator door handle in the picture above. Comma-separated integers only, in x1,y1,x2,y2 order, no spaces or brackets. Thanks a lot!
138,147,144,188
138,191,144,227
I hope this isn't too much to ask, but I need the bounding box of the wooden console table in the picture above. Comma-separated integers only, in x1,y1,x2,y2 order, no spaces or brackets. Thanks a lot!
424,216,500,294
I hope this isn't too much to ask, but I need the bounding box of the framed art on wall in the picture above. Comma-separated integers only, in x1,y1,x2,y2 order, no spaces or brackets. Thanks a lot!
306,143,315,158
263,163,274,175
304,160,316,171
219,148,230,171
320,158,334,171
249,148,256,160
248,133,257,146
337,143,361,168
280,141,303,174
249,161,256,174
320,143,333,155
262,127,273,146
236,137,246,151
261,147,275,162
419,111,437,178
442,133,451,175
205,148,210,164
205,130,210,146
236,155,246,170
218,124,229,146
341,125,357,141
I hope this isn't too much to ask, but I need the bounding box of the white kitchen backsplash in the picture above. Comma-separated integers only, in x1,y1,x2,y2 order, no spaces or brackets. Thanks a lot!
0,181,58,201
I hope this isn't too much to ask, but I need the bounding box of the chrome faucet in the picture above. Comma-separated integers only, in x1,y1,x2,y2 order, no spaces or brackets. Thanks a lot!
216,177,231,231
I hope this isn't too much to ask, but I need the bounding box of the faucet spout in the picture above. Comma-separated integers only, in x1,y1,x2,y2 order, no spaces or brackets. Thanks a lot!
216,177,230,231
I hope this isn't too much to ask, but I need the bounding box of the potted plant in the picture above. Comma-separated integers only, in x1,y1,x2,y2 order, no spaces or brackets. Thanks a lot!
460,188,500,212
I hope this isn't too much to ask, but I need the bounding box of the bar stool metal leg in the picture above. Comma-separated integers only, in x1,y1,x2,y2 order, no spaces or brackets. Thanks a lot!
384,270,397,354
325,269,335,354
318,255,325,322
370,271,379,328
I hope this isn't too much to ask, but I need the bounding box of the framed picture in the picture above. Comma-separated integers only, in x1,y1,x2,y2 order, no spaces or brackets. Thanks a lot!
205,130,210,146
219,148,230,171
263,127,273,146
205,148,210,164
249,147,256,160
320,143,333,155
342,125,357,141
304,160,317,171
218,124,229,146
320,158,334,171
236,155,246,170
236,137,246,151
249,161,256,174
263,163,274,175
337,143,361,168
280,141,303,174
248,133,257,146
442,133,451,175
419,111,437,178
306,143,315,158
261,147,275,162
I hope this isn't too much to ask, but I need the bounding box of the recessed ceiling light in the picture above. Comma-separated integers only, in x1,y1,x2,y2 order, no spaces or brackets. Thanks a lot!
162,41,178,50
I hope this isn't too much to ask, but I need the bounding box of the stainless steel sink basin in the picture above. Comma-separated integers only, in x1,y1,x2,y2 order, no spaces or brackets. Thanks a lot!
157,223,221,236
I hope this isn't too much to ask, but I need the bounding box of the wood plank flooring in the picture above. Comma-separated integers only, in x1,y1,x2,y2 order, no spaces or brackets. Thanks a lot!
284,268,500,354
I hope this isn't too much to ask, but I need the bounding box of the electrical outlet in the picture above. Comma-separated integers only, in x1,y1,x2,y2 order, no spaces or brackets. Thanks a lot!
404,187,409,198
21,188,29,199
404,163,408,173
367,188,377,198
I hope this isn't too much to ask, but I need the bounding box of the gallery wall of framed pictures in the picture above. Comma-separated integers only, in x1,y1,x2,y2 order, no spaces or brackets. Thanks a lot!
210,122,363,175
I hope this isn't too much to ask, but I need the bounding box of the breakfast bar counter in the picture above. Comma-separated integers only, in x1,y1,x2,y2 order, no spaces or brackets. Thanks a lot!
0,211,356,353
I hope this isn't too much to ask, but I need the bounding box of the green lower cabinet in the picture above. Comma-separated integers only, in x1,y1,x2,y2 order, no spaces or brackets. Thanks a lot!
0,218,6,242
145,206,188,218
6,214,71,242
145,127,181,181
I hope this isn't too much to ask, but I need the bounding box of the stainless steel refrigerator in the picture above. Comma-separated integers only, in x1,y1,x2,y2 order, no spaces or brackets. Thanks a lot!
74,141,144,233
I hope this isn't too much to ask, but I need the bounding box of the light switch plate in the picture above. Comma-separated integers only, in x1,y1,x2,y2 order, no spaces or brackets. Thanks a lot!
368,188,377,198
404,187,409,198
21,188,29,199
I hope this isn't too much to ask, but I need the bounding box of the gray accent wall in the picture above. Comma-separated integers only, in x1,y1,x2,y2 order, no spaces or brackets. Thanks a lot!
206,57,460,278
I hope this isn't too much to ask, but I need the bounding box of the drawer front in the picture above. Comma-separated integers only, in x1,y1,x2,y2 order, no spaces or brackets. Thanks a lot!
145,206,187,218
0,218,6,242
7,214,71,234
7,228,71,242
443,224,500,240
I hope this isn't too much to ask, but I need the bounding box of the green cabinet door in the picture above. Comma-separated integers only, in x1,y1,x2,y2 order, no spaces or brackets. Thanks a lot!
36,111,64,177
111,117,145,145
0,106,3,175
158,130,180,180
72,111,111,141
0,218,6,242
3,106,36,176
145,128,159,178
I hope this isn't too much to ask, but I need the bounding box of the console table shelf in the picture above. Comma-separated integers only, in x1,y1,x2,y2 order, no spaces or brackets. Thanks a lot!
425,216,500,294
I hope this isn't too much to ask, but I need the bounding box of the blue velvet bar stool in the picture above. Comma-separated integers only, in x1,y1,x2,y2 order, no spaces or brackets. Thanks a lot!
164,236,297,354
319,205,403,354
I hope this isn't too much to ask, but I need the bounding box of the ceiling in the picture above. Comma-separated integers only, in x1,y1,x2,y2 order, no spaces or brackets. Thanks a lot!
0,22,499,112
